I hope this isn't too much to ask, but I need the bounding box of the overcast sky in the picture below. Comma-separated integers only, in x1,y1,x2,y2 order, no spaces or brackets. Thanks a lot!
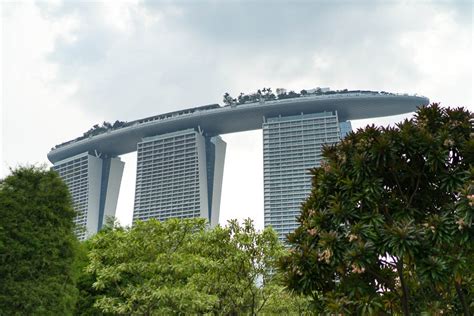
1,0,473,229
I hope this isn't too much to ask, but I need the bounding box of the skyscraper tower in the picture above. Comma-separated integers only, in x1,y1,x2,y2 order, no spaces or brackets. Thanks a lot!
263,111,351,241
133,129,225,226
48,90,427,240
52,152,124,240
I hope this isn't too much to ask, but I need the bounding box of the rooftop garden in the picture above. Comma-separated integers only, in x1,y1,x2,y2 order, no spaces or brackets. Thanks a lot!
53,120,127,149
222,87,395,106
52,104,220,150
52,88,401,150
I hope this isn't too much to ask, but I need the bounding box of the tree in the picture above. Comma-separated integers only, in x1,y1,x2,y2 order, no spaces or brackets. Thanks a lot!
248,92,261,103
87,218,217,315
262,87,276,101
84,218,291,315
0,166,79,314
223,92,235,106
281,104,474,315
238,92,245,104
287,90,300,99
259,285,314,315
277,92,289,100
195,219,285,315
74,240,107,316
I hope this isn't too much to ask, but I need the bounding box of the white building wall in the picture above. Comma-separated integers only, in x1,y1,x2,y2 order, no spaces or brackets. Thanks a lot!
86,155,102,238
133,129,226,226
53,152,103,240
53,152,91,240
133,129,206,223
263,112,341,241
210,136,226,227
195,132,210,220
103,157,125,223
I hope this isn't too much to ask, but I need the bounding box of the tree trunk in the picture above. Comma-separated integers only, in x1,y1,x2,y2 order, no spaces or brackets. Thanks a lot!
251,294,256,316
396,260,410,316
455,280,471,316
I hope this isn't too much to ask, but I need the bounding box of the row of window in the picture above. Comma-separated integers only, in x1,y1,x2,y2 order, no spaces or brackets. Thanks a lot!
139,136,197,145
138,133,196,145
53,156,88,169
137,155,198,164
263,136,339,146
135,203,201,212
264,126,339,135
138,146,197,156
133,213,199,222
263,118,337,128
136,172,199,181
135,193,201,201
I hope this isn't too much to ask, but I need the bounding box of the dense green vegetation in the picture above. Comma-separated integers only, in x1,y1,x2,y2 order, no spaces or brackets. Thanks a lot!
0,166,310,315
2,104,472,315
281,104,474,315
77,218,311,315
0,167,80,315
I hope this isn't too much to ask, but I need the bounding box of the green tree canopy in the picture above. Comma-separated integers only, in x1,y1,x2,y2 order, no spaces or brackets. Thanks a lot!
281,104,474,315
87,218,217,315
84,218,307,315
195,218,286,315
0,166,79,315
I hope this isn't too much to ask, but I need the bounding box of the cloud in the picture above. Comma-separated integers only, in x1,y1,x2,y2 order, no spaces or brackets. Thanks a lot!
3,0,472,227
1,2,95,175
41,0,471,123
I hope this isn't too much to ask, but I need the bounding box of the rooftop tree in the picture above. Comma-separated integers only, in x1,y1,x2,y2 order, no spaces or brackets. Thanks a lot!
280,104,474,315
223,92,236,106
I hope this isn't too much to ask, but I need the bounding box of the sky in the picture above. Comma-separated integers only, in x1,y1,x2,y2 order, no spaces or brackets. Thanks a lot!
1,0,473,229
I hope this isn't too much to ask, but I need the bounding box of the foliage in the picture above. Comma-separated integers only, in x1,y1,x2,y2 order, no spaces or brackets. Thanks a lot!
223,92,237,106
259,284,314,315
81,121,127,140
86,218,216,315
54,120,127,149
74,240,108,316
223,87,392,107
281,104,474,315
195,218,286,315
84,218,292,315
0,166,79,315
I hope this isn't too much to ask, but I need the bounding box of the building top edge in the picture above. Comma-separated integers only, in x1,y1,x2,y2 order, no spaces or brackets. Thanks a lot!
48,93,429,163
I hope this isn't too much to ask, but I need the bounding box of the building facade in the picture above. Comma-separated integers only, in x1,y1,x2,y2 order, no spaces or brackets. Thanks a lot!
133,129,225,226
53,152,124,240
263,111,351,240
48,92,427,240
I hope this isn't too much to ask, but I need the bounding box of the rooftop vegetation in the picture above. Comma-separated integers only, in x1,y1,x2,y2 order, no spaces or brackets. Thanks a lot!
223,87,396,106
53,88,401,150
53,120,127,149
52,104,220,150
